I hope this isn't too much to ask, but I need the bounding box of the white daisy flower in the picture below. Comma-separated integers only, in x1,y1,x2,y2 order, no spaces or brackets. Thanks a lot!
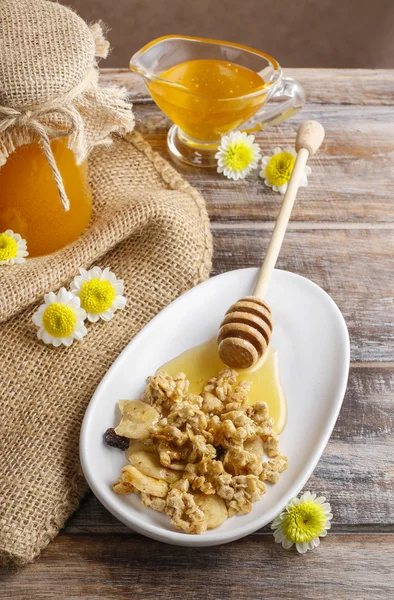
215,131,261,180
32,287,87,347
70,266,127,323
0,229,28,265
271,491,333,554
260,146,311,194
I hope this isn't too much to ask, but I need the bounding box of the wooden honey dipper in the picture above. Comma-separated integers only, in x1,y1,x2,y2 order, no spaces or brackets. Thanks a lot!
217,120,325,370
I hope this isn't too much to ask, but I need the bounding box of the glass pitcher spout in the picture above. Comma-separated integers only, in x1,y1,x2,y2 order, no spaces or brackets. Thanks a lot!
130,36,305,167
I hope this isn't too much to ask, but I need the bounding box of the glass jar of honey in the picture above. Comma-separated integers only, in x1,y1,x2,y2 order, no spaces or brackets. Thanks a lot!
0,139,92,257
0,0,134,259
0,138,92,256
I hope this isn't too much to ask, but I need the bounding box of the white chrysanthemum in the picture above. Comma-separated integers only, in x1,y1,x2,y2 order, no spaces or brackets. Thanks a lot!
215,131,261,180
32,287,87,347
260,146,311,194
0,229,28,265
70,266,127,323
271,491,333,554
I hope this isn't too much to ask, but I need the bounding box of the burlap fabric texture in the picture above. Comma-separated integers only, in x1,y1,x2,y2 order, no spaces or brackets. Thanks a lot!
0,0,211,565
0,131,213,566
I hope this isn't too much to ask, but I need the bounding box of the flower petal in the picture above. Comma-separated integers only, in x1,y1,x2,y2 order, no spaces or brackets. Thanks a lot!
100,308,115,321
114,282,124,295
69,296,81,310
114,296,127,309
277,183,288,194
90,266,102,280
42,332,51,344
296,542,309,554
87,312,100,323
299,172,308,187
44,291,57,305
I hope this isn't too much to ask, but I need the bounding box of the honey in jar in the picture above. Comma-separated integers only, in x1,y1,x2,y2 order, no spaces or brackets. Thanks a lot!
0,2,134,260
148,59,267,141
158,338,287,435
0,139,92,257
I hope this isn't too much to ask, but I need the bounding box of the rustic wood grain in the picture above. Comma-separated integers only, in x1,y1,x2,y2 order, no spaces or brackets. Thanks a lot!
211,228,394,362
132,102,394,224
3,69,394,598
2,534,393,600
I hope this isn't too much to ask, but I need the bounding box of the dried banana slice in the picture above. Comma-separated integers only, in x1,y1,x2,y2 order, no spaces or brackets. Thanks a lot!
194,493,228,529
113,478,136,495
115,400,159,440
244,436,264,460
122,465,169,497
126,439,155,460
129,450,182,484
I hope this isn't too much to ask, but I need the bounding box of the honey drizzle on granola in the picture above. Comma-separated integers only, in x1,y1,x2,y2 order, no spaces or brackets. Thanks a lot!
158,338,287,435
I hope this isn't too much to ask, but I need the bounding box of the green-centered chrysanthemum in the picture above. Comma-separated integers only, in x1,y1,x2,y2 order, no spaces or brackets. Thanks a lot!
271,491,333,553
0,229,28,265
260,146,311,194
215,131,261,180
282,500,327,543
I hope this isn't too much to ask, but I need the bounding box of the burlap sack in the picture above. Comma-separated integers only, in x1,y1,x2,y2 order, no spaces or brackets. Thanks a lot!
0,130,212,566
0,0,212,565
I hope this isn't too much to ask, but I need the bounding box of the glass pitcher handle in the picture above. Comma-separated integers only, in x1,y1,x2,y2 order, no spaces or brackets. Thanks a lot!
241,77,305,132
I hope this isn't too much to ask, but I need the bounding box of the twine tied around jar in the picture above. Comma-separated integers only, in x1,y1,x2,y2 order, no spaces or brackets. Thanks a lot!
0,2,134,212
0,66,102,211
1,110,81,212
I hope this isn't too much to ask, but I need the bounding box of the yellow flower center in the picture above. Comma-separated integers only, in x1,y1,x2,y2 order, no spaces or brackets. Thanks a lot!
265,151,295,186
0,233,18,261
79,278,115,314
224,141,255,172
42,303,77,338
282,501,327,544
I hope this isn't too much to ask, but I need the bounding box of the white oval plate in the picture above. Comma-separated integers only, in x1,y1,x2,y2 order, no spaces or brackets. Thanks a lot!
80,268,350,547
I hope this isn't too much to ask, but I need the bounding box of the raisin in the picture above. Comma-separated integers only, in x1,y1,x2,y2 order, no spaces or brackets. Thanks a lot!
215,445,225,461
104,428,129,450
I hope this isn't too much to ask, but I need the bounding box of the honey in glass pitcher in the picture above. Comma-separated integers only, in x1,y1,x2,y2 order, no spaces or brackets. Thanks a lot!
0,139,92,257
130,36,305,166
149,59,268,141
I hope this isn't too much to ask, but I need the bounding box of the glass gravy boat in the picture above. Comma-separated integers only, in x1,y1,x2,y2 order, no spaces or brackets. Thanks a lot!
130,35,305,167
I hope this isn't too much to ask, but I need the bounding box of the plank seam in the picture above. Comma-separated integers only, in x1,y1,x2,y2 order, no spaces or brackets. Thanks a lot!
211,222,394,231
60,528,394,537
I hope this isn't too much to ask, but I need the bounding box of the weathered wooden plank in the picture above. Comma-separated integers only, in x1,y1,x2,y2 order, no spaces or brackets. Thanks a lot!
100,68,394,106
131,102,394,224
2,534,393,600
1,68,392,591
211,228,394,362
64,365,394,534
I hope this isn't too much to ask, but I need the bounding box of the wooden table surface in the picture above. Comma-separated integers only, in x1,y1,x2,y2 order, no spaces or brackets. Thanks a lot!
2,68,394,599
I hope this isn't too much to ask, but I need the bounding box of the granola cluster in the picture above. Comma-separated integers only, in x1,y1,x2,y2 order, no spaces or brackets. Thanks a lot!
110,369,288,534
